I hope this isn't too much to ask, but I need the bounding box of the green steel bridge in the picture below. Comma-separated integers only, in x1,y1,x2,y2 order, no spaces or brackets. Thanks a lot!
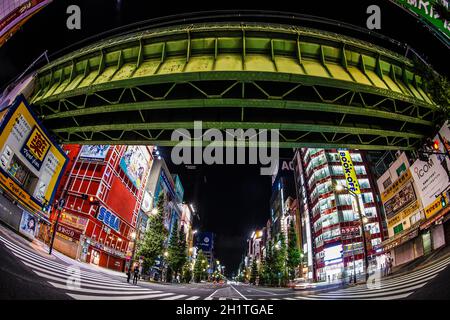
29,22,444,150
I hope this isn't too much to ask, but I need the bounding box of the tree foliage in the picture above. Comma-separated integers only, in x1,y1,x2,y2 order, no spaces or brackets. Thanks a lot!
137,195,167,272
167,220,188,279
287,220,302,280
249,259,259,285
193,250,208,283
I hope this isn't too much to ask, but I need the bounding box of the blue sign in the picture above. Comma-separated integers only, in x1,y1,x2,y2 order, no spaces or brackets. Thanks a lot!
97,206,120,232
195,232,214,252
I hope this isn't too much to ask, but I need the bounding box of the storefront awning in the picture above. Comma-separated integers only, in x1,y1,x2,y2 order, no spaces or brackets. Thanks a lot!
376,224,420,252
420,206,450,230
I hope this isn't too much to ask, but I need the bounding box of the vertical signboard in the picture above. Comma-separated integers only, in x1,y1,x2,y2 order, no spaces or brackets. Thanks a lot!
0,95,68,215
338,150,361,194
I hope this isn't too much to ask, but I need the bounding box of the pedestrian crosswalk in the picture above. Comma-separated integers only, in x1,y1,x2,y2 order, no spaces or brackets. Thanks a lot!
0,235,202,300
290,255,450,300
2,234,449,300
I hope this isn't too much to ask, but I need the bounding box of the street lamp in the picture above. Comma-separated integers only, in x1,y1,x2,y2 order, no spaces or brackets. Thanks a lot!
334,184,370,283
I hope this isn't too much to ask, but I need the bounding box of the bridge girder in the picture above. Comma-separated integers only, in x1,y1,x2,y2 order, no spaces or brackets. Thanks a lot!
30,23,441,150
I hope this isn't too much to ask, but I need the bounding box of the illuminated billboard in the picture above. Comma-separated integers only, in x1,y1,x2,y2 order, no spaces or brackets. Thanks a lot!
119,146,149,189
338,150,361,194
0,95,68,215
79,145,110,161
0,0,52,46
392,0,449,39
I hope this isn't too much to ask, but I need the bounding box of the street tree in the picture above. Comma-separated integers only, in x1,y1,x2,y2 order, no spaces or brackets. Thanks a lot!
273,233,288,287
193,250,208,282
137,195,167,273
287,220,301,280
181,262,192,283
261,239,275,286
249,259,259,285
167,220,189,280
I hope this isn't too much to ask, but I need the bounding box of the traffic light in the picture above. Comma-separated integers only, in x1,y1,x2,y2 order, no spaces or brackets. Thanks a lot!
89,196,100,205
433,139,440,151
81,194,88,200
441,195,447,208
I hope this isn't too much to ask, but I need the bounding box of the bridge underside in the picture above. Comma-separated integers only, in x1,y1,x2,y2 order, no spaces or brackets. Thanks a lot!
30,23,441,150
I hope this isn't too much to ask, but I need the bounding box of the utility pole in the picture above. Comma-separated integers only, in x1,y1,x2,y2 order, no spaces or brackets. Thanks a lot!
48,197,65,255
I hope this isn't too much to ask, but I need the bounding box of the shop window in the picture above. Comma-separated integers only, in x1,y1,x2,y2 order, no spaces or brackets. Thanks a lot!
7,155,39,194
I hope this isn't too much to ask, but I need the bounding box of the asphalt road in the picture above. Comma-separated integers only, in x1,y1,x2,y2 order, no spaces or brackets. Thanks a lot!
1,224,450,300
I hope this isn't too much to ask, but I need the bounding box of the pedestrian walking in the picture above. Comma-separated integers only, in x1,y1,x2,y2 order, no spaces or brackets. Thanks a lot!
133,266,139,285
126,268,131,283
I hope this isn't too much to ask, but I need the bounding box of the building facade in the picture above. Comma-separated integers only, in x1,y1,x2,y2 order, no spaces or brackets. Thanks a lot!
293,148,384,283
376,149,450,268
50,145,153,272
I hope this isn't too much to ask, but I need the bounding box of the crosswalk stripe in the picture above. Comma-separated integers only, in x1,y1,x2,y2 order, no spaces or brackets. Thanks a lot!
219,297,227,300
32,270,149,291
283,297,296,300
16,254,131,286
324,264,449,295
204,297,213,300
67,292,176,300
160,295,188,300
48,281,160,295
2,239,120,281
26,263,141,288
310,283,427,299
0,235,211,301
325,273,438,295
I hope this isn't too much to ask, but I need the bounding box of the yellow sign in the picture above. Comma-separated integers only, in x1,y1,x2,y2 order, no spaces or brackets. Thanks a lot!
338,150,360,194
25,127,51,162
0,95,68,214
425,193,448,220
0,171,41,212
381,169,412,202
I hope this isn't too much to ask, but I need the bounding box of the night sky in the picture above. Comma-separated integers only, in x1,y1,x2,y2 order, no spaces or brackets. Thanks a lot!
0,0,448,274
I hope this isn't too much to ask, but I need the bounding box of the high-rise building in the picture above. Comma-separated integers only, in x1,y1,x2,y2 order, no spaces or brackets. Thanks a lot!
270,158,296,242
293,148,385,283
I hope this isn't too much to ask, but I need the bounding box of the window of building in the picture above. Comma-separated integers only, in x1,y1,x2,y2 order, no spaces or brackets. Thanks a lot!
383,177,392,189
361,192,374,204
359,179,370,189
342,210,356,222
350,153,363,163
354,165,367,175
409,211,423,225
371,238,382,247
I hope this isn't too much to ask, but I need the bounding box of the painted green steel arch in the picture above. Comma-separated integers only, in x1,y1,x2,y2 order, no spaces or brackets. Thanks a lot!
30,22,440,150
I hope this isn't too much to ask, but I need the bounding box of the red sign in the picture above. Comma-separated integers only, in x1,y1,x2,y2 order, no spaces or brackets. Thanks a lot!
57,223,82,241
